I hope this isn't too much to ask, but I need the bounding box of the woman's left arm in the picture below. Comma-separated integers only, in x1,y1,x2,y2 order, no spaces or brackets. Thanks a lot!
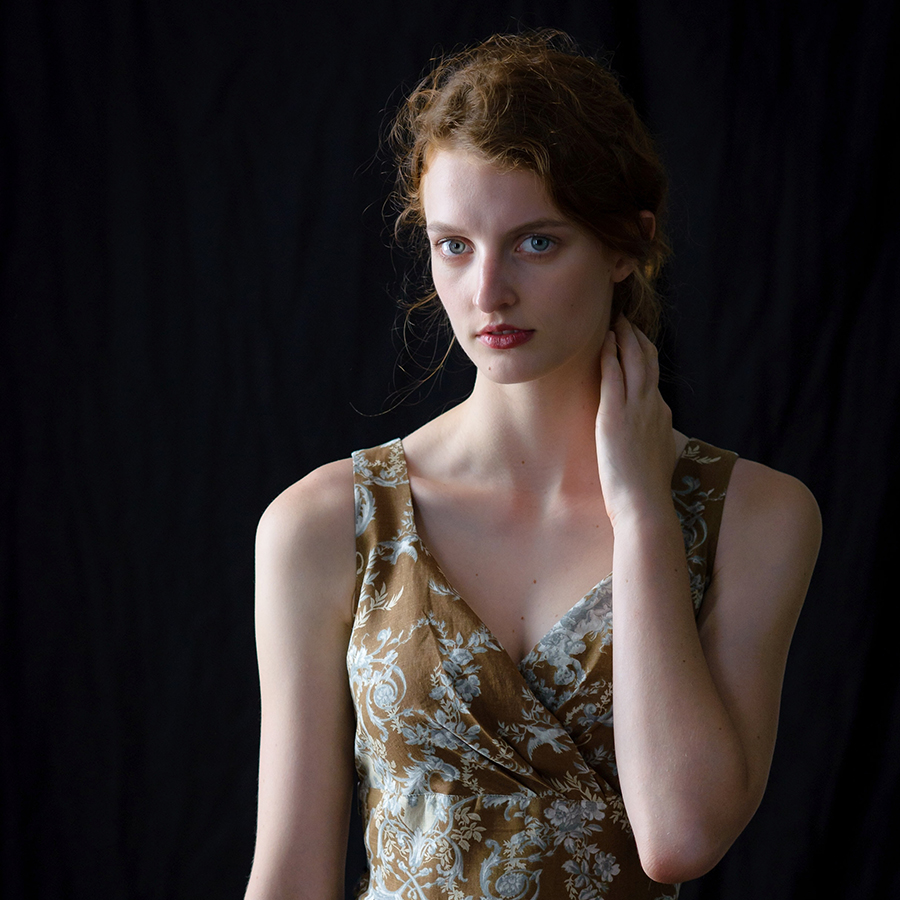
598,320,821,884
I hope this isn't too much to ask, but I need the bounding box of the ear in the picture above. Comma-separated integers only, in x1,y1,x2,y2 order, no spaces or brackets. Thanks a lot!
610,210,657,283
611,255,636,283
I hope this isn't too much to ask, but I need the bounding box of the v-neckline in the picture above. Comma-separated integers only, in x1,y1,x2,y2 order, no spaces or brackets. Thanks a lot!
395,438,617,671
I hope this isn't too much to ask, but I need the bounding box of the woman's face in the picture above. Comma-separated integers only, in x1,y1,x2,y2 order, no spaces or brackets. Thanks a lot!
421,147,633,387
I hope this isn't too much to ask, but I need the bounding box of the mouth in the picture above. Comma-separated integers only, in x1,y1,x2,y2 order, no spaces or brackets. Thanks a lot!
477,326,532,336
476,327,535,349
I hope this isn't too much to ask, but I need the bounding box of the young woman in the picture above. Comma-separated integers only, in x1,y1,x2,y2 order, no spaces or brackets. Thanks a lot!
245,32,821,900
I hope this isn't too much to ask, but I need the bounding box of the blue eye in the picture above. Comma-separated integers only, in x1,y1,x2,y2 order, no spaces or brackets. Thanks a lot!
440,239,468,256
521,235,554,253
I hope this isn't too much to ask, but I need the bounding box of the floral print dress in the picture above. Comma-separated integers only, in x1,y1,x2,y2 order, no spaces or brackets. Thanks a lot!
349,438,737,900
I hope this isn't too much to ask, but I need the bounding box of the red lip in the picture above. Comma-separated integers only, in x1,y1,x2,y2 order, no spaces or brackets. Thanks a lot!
476,327,535,350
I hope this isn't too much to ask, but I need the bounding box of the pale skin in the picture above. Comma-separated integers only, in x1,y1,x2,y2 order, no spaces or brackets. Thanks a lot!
244,148,821,898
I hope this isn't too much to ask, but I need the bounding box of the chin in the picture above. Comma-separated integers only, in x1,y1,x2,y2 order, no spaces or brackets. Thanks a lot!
472,360,562,387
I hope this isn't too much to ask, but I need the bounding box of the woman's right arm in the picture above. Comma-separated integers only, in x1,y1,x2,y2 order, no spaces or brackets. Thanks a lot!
244,459,358,900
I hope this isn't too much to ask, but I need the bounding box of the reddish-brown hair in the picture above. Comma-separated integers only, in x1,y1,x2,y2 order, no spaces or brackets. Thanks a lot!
390,30,671,340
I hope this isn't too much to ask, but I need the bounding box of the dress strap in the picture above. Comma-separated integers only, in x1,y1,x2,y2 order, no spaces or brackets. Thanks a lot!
350,439,411,614
672,439,739,613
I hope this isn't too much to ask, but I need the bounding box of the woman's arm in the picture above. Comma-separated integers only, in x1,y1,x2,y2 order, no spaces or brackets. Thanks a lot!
598,320,821,884
244,459,358,900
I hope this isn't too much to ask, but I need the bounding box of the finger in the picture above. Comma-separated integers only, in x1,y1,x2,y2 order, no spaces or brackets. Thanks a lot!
598,329,624,404
633,326,660,385
612,317,644,397
600,328,622,376
632,324,656,355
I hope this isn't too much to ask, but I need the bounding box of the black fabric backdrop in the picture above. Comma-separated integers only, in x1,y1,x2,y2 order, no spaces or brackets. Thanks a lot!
2,1,899,898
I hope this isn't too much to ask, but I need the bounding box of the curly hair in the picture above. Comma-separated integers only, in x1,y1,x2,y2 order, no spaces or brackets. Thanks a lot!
389,30,671,340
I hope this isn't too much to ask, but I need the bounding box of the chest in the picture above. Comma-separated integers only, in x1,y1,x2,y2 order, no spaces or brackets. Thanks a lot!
409,481,614,666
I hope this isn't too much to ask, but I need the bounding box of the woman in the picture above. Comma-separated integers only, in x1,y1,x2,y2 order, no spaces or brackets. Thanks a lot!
245,32,821,900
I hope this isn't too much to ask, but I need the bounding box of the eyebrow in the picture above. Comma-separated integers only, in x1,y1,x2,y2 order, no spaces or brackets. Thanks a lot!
425,218,575,235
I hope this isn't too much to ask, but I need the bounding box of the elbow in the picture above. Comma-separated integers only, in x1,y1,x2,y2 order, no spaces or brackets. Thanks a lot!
639,842,724,885
630,762,764,883
635,816,745,884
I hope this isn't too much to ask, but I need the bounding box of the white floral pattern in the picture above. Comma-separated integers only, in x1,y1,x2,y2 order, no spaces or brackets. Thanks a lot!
349,439,737,899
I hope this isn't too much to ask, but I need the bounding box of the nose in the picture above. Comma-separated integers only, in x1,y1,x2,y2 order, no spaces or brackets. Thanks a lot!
472,253,516,312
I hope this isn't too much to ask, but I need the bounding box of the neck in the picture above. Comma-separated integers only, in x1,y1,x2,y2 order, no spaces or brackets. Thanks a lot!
438,369,602,493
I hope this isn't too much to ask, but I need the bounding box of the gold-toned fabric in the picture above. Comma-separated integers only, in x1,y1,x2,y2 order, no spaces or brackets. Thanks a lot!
349,438,737,899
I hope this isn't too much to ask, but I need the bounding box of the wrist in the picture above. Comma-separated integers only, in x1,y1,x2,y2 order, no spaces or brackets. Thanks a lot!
607,489,676,533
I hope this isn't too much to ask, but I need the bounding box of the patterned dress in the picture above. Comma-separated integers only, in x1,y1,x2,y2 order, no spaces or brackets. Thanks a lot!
348,438,737,900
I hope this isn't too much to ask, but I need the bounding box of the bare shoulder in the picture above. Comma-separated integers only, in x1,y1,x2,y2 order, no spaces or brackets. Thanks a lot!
257,458,355,548
255,458,357,629
723,458,822,565
705,456,821,630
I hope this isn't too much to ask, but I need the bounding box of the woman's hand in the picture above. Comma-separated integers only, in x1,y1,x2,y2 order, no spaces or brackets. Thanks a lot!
596,316,675,527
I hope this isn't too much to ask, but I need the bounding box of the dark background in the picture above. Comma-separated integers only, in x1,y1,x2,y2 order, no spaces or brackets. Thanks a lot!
2,1,898,898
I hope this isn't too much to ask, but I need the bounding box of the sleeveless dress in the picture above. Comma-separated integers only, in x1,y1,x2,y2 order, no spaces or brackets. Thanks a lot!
348,438,737,900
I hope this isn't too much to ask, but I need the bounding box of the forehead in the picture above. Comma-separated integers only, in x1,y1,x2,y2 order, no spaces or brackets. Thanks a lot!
421,148,563,230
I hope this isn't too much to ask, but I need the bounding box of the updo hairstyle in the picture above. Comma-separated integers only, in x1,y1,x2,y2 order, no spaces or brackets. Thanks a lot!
390,30,671,340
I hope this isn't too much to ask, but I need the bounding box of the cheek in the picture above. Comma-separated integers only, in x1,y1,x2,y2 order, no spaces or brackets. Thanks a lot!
433,283,464,337
432,268,467,318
